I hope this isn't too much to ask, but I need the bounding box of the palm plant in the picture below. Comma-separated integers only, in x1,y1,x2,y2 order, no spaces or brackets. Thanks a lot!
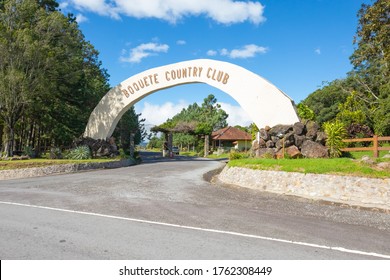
323,121,347,158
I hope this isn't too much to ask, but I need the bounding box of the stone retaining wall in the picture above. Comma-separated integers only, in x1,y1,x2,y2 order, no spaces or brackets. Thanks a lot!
218,166,390,211
0,159,135,180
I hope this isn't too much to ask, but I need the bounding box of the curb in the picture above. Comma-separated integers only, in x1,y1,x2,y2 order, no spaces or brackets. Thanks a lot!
218,166,390,211
0,159,136,180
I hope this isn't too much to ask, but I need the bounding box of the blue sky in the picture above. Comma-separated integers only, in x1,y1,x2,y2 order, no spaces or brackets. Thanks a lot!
59,0,368,129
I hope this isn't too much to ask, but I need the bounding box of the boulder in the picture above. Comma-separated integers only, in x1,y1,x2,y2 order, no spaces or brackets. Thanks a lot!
305,120,320,140
75,137,119,158
293,122,305,135
276,145,302,159
275,148,284,159
361,155,374,165
315,131,327,145
275,139,283,150
109,136,118,152
252,140,260,150
275,137,294,150
256,148,276,158
377,162,390,170
284,132,295,147
259,128,269,141
301,140,329,158
258,138,266,148
250,140,259,157
286,145,302,159
269,124,293,137
294,134,306,148
266,140,274,148
96,146,110,157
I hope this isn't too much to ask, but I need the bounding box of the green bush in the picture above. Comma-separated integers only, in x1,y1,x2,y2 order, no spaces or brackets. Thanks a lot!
23,146,34,158
119,148,129,158
323,120,347,158
133,151,142,163
50,147,62,159
66,145,91,160
297,103,315,121
229,151,250,160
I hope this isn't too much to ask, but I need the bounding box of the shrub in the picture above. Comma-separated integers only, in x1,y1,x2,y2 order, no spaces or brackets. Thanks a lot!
132,151,142,163
50,147,62,159
229,151,249,160
297,103,315,121
67,145,91,160
323,120,347,158
346,123,374,147
23,146,34,158
119,148,128,158
347,123,374,138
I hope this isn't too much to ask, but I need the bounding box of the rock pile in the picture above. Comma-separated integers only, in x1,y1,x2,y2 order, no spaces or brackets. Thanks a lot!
252,121,329,158
74,137,119,158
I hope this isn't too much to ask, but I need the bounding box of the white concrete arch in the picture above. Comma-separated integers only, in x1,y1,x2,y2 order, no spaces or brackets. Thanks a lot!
84,59,299,139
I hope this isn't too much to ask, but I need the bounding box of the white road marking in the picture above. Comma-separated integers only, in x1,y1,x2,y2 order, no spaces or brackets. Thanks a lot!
1,201,390,259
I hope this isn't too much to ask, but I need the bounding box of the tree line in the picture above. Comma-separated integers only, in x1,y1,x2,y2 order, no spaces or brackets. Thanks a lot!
0,0,145,157
300,0,389,138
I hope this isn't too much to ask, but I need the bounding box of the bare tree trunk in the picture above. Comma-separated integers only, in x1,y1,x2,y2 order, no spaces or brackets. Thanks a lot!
34,125,41,157
28,122,35,148
4,125,15,157
204,134,209,157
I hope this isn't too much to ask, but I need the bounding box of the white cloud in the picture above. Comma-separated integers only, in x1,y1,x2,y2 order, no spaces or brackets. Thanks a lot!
69,0,120,19
221,44,268,58
220,48,229,56
75,13,88,23
120,43,169,63
208,44,268,59
207,50,217,56
59,2,69,10
136,101,190,128
68,0,266,24
176,40,186,45
315,48,321,55
218,102,252,127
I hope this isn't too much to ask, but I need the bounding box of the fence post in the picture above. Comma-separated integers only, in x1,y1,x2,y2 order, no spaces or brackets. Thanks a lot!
373,135,379,158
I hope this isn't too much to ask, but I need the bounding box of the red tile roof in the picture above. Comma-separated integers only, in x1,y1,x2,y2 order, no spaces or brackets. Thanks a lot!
212,126,252,141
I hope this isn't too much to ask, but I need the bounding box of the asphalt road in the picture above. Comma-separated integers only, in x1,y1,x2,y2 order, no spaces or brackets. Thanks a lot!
1,151,390,259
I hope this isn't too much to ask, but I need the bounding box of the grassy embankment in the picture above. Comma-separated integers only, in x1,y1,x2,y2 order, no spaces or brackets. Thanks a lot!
0,158,122,171
227,151,390,179
178,149,389,178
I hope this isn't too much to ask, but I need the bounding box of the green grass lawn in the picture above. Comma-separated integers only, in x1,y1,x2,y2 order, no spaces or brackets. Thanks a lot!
0,158,122,170
180,151,198,157
228,157,390,178
347,150,389,159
